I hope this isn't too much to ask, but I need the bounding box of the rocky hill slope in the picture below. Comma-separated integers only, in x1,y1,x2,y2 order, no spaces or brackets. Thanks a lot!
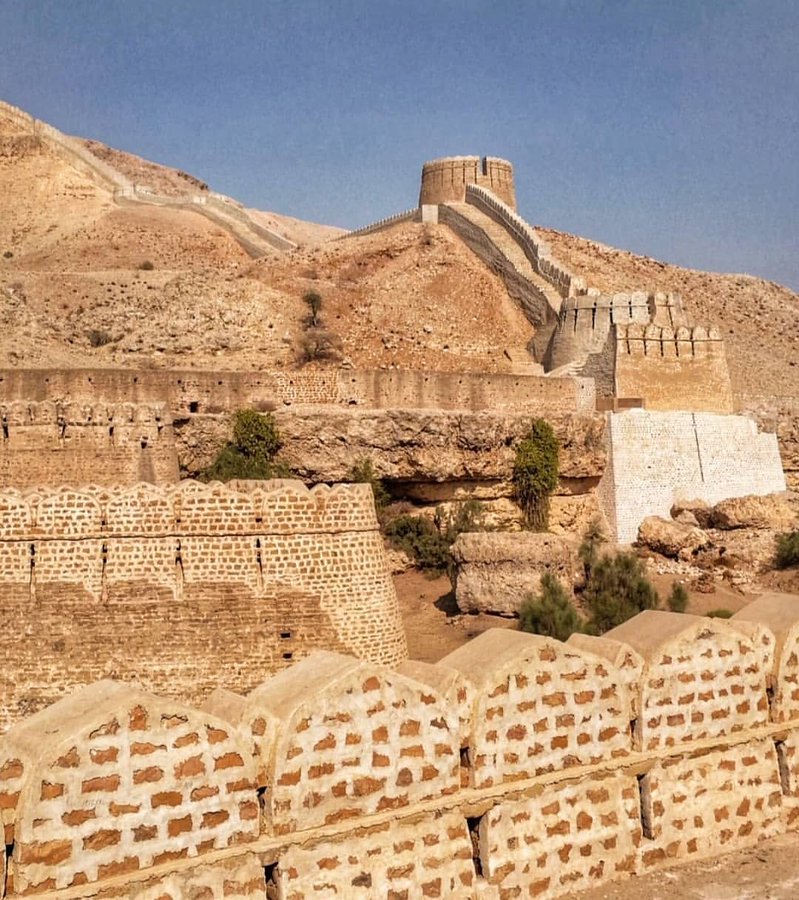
1,100,797,400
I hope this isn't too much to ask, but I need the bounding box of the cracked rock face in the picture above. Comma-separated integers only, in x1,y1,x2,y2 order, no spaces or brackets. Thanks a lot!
449,531,580,616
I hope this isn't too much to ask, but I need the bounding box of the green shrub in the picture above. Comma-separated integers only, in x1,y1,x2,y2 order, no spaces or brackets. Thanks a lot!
138,260,155,271
776,531,799,569
667,582,689,613
512,420,559,531
201,409,285,482
578,518,606,579
519,572,585,641
583,551,659,634
707,608,733,619
2,250,12,259
303,290,323,327
350,457,389,510
384,501,486,574
299,328,342,363
383,515,451,572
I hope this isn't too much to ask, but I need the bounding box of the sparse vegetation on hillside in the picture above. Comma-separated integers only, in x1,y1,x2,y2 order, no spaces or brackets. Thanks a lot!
299,328,342,363
512,419,559,531
201,409,289,481
667,582,689,613
519,572,585,641
303,290,323,327
137,260,154,271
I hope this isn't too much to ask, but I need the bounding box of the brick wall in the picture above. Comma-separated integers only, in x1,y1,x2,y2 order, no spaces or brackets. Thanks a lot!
0,481,407,728
1,612,799,898
615,324,734,413
599,408,787,543
0,402,178,488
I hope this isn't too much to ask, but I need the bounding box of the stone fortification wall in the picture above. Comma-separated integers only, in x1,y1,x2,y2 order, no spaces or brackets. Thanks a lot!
0,366,591,417
337,208,420,240
0,99,292,256
615,323,734,414
0,481,406,729
0,401,178,488
437,203,561,332
2,610,799,898
464,183,585,300
600,409,787,543
419,155,517,208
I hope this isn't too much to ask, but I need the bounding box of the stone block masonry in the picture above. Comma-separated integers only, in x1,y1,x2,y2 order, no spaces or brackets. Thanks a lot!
0,402,178,488
0,480,407,729
599,408,786,543
0,611,799,898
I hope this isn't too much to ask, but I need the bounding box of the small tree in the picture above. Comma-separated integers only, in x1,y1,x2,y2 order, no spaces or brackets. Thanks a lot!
578,518,606,580
512,419,559,531
519,572,584,641
201,409,284,482
303,290,323,327
583,551,659,634
667,582,689,613
299,328,342,363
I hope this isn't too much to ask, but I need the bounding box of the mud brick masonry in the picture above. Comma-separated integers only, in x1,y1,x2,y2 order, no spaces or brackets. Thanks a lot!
1,604,799,897
0,481,406,728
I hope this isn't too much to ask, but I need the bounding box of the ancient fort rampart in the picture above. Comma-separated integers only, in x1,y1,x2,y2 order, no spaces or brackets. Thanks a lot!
0,481,407,728
419,155,517,209
0,367,593,417
1,608,799,897
0,402,178,488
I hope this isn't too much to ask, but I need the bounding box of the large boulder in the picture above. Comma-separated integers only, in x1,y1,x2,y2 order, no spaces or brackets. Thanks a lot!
637,515,710,560
670,498,713,528
711,494,796,531
449,531,579,617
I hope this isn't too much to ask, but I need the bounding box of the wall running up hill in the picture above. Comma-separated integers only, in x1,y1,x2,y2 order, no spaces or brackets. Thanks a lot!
0,480,407,729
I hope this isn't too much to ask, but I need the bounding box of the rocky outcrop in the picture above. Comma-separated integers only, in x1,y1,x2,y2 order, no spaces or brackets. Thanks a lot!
450,531,579,616
710,493,797,531
637,516,711,560
177,407,605,485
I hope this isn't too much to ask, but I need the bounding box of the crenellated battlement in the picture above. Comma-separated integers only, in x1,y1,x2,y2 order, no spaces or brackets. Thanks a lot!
1,606,799,898
419,155,517,208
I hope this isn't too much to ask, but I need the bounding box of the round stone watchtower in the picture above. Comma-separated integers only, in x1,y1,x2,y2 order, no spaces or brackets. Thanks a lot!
419,155,516,210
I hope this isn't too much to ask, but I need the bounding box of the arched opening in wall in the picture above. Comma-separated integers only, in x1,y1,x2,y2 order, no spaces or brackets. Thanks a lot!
1,420,7,441
5,839,14,895
189,401,199,413
140,438,148,450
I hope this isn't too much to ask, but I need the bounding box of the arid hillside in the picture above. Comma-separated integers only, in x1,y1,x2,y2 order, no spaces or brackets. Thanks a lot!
1,100,796,397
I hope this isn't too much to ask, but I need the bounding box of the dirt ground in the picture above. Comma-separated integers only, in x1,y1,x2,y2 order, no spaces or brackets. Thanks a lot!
394,568,799,898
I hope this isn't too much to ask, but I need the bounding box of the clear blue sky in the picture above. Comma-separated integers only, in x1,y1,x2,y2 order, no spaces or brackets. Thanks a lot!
1,0,797,289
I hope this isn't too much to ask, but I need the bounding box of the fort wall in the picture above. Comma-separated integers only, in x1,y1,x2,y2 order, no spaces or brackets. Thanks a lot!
419,155,517,208
0,481,407,729
463,183,585,300
615,323,734,414
599,409,787,543
0,402,178,488
0,611,799,898
0,367,593,416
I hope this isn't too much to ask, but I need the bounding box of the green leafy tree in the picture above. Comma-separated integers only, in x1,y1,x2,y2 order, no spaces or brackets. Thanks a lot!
583,551,659,634
519,572,585,641
512,420,559,531
201,409,285,481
